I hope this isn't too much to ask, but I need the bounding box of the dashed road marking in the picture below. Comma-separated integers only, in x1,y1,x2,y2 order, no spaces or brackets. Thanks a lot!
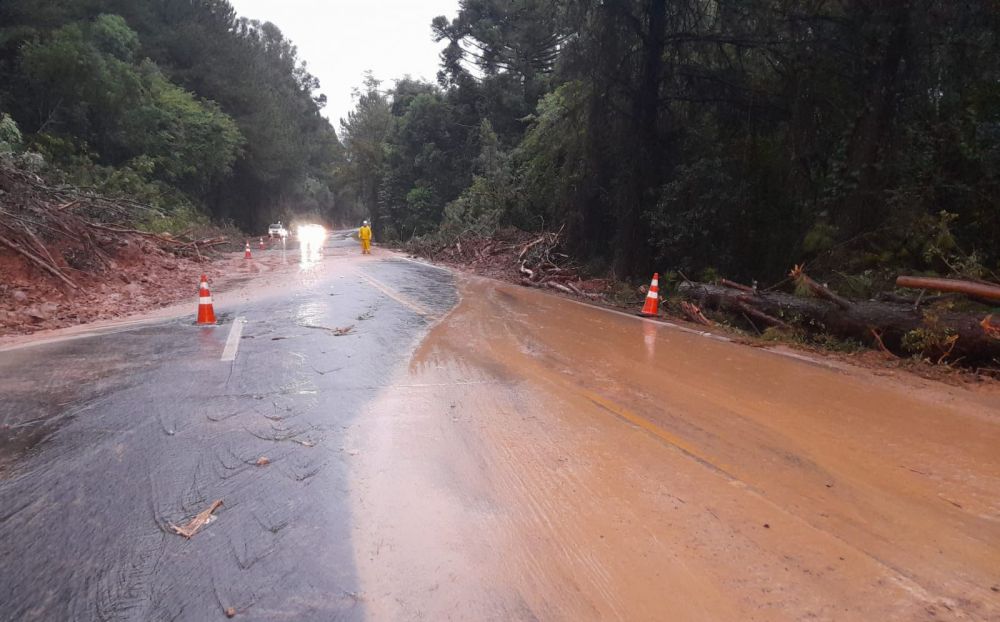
396,255,452,273
221,316,245,361
359,273,432,316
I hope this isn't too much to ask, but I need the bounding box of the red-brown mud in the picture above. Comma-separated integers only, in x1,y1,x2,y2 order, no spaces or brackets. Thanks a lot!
349,275,1000,621
0,244,287,337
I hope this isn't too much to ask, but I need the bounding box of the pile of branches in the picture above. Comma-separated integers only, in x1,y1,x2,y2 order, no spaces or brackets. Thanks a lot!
0,163,226,290
677,265,1000,367
515,227,599,298
409,226,602,299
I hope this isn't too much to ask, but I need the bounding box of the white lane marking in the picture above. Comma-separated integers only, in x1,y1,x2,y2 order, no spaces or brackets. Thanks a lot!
221,316,245,361
396,254,452,273
359,273,433,316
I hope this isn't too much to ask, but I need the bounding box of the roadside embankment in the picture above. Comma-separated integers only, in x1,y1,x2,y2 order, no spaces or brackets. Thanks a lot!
0,163,250,336
402,228,1000,382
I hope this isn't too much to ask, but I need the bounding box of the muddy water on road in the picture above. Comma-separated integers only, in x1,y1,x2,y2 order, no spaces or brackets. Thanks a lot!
350,275,1000,621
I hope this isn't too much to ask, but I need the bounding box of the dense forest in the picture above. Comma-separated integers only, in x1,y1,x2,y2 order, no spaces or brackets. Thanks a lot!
338,0,1000,286
0,0,343,232
2,1,998,285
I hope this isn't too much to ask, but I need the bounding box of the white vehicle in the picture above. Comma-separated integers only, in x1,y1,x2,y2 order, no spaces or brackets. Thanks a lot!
267,222,288,239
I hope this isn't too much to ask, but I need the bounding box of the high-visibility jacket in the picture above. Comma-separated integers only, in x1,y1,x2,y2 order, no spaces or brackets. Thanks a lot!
359,225,372,241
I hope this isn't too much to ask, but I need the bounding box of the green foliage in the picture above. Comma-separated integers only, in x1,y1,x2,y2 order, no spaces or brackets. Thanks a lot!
402,0,1000,282
443,120,517,236
138,204,209,236
359,79,477,240
126,64,243,191
514,82,591,234
900,307,961,360
41,0,981,280
802,220,838,255
0,113,21,153
89,13,139,61
339,73,393,232
812,334,866,354
831,270,879,300
0,2,344,232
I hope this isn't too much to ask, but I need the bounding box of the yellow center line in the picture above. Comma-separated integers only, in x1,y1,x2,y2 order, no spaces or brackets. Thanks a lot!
581,389,739,480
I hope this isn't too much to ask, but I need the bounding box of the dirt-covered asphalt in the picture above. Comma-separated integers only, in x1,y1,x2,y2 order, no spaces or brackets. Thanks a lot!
1,232,998,621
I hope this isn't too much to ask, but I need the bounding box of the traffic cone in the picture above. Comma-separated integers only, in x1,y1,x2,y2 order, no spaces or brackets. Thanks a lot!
244,241,252,259
197,275,216,325
639,273,660,317
259,237,265,250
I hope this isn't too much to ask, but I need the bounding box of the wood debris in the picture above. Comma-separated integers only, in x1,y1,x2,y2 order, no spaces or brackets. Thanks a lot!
300,323,354,336
169,500,223,539
983,315,1000,340
790,264,851,310
0,162,235,335
679,281,1000,364
408,227,605,301
679,301,713,326
896,276,1000,303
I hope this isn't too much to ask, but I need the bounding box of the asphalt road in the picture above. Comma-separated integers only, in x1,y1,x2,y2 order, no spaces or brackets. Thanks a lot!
1,231,999,621
0,232,455,620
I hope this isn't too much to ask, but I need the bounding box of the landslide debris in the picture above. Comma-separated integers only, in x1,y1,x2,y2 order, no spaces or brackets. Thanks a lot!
0,162,232,335
406,227,609,299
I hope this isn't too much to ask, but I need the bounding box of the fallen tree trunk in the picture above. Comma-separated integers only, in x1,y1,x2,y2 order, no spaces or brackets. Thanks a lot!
679,282,1000,364
896,276,1000,303
719,278,755,293
790,265,851,310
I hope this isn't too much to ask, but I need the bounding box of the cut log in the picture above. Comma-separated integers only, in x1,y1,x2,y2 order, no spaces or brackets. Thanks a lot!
896,276,1000,303
719,278,755,294
679,282,1000,364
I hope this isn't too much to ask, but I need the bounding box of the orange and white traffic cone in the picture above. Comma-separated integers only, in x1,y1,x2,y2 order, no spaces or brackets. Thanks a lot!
259,237,265,250
244,241,252,259
197,275,216,325
639,273,660,317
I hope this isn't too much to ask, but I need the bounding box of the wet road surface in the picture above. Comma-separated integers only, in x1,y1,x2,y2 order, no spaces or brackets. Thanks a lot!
2,233,999,620
0,233,455,620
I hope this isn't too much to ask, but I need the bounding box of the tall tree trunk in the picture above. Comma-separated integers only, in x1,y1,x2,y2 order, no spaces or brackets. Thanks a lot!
614,0,666,278
840,1,911,235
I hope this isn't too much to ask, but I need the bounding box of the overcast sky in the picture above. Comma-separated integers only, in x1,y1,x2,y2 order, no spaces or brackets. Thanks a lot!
227,0,459,130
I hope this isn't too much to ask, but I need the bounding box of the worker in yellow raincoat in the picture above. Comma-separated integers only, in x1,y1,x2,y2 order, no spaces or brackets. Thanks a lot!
359,220,372,254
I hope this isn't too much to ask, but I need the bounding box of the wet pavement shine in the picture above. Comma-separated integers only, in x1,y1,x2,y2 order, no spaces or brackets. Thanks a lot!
0,233,454,620
2,232,999,621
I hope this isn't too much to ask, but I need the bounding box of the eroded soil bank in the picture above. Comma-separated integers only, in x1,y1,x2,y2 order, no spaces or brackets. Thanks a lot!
348,274,1000,621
